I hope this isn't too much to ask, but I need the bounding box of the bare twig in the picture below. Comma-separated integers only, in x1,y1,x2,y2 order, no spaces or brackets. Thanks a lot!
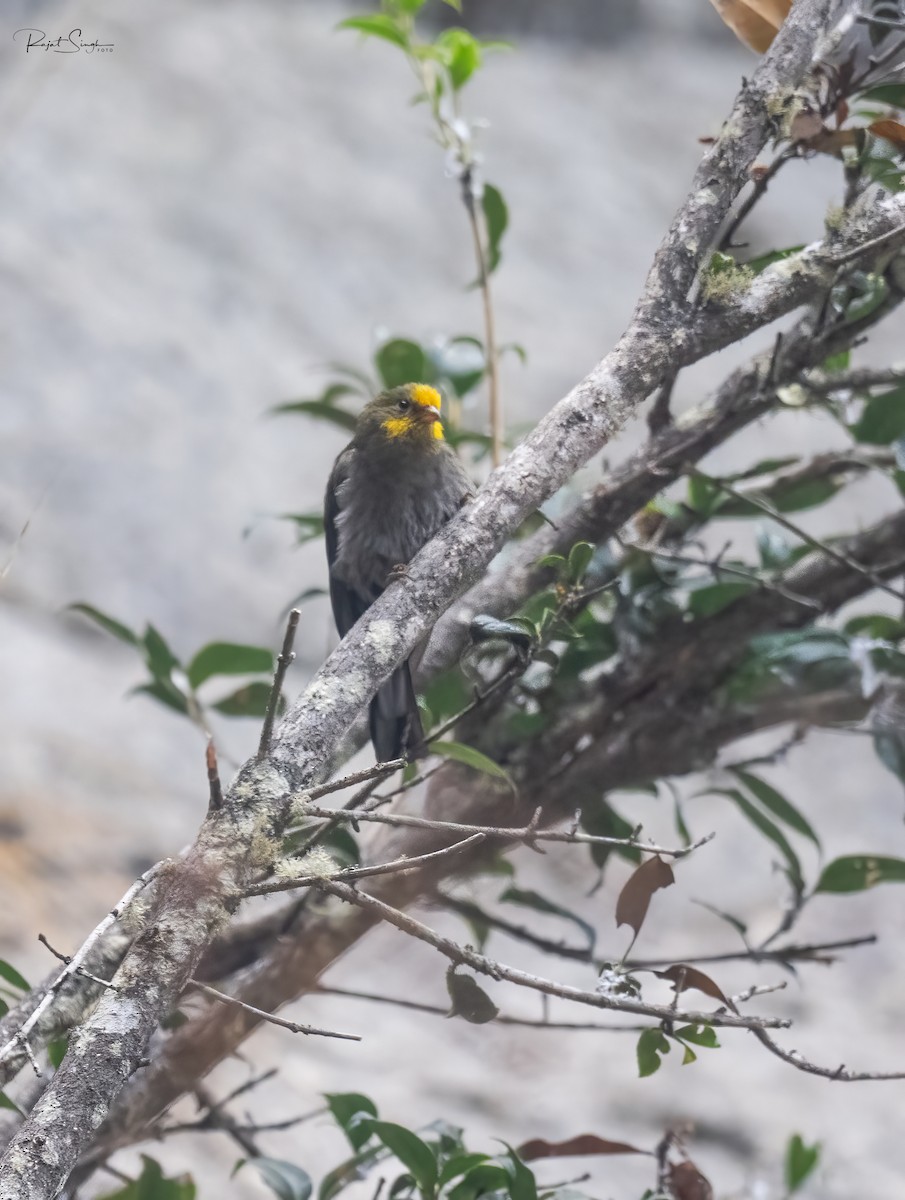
827,221,905,266
321,881,788,1031
720,147,798,252
258,608,300,760
186,980,361,1043
689,466,905,603
246,834,486,896
37,935,118,993
295,802,713,858
462,167,503,467
752,1026,905,1082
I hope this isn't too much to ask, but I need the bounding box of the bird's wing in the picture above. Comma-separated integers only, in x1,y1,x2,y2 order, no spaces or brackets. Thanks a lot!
324,447,368,638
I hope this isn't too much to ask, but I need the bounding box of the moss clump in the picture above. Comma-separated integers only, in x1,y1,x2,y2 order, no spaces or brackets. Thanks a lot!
700,252,755,303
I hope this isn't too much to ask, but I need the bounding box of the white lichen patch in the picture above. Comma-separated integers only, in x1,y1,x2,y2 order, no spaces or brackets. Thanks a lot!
93,996,142,1036
277,846,338,879
364,619,399,665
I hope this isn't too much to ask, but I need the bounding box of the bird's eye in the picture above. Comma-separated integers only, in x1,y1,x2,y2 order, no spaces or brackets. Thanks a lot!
398,397,411,411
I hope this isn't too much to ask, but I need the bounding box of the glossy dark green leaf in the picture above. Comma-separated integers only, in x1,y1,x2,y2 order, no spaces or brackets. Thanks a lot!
48,1036,68,1069
673,1023,719,1049
567,541,594,585
714,789,803,892
499,887,596,950
446,968,499,1024
438,1154,490,1187
785,1135,821,1194
844,614,905,641
325,1092,379,1152
131,680,190,716
187,642,274,689
269,399,359,431
503,1147,538,1200
337,15,409,49
468,614,535,651
636,1028,670,1077
0,960,29,992
862,84,905,106
429,740,515,790
731,769,821,848
365,1122,437,1196
98,1155,196,1199
851,385,905,445
237,1159,312,1200
376,339,433,389
67,604,139,647
211,681,280,719
142,625,181,680
815,854,905,893
448,1164,510,1200
482,184,508,275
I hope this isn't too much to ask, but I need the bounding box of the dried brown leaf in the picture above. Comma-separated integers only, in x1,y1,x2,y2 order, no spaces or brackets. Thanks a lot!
870,119,905,150
669,1159,714,1200
653,963,738,1013
615,855,674,940
708,0,789,53
518,1135,648,1161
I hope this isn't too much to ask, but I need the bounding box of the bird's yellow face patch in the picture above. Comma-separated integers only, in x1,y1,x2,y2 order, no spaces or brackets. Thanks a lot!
381,384,444,441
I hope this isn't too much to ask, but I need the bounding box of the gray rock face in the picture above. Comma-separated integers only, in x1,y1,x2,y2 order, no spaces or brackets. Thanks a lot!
1,2,903,1197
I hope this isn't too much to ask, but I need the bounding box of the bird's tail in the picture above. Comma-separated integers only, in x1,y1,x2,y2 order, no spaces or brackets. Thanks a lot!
369,660,426,763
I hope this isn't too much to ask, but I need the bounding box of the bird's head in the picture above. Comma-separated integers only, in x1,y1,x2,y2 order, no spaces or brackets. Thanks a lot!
359,383,445,445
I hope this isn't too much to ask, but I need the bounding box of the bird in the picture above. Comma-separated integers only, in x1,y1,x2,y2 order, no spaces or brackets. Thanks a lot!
324,382,475,762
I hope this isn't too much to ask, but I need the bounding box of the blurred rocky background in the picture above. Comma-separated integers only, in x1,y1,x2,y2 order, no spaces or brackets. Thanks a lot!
1,0,904,1196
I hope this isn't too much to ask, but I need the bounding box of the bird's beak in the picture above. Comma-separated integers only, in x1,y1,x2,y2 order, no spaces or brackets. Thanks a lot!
417,405,442,424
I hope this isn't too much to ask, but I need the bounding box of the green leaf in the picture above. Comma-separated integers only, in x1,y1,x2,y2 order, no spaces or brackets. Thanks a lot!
845,614,905,641
503,1147,537,1200
446,968,499,1024
745,245,804,274
438,1155,490,1188
131,680,190,716
862,84,905,106
187,642,274,689
731,770,821,849
785,1135,821,1194
580,798,641,870
0,1091,22,1116
279,512,326,545
429,740,514,790
567,541,594,585
816,854,905,893
376,339,433,389
325,1092,379,1152
365,1122,437,1197
851,385,905,445
67,604,139,647
499,887,596,951
0,960,29,992
714,789,803,893
142,625,181,680
482,184,508,275
436,28,481,90
337,15,409,50
270,398,359,431
98,1155,196,1199
211,681,280,719
237,1159,312,1200
688,581,755,618
636,1028,670,1078
674,1023,719,1049
448,1165,510,1200
48,1036,68,1069
876,732,905,786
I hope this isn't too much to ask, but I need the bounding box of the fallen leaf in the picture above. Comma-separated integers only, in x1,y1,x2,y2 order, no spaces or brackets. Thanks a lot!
653,964,738,1013
615,856,675,943
669,1159,714,1200
517,1135,648,1161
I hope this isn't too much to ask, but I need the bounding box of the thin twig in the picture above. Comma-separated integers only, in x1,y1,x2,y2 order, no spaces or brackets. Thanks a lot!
752,1026,905,1081
689,466,905,603
247,833,486,896
627,934,876,970
827,221,905,267
315,985,650,1032
0,866,158,1070
37,934,118,992
187,980,361,1042
296,802,713,858
720,147,797,251
321,881,788,1031
307,759,405,802
462,167,503,467
257,608,300,761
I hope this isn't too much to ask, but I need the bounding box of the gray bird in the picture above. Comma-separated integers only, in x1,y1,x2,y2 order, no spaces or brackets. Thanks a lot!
324,382,475,761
